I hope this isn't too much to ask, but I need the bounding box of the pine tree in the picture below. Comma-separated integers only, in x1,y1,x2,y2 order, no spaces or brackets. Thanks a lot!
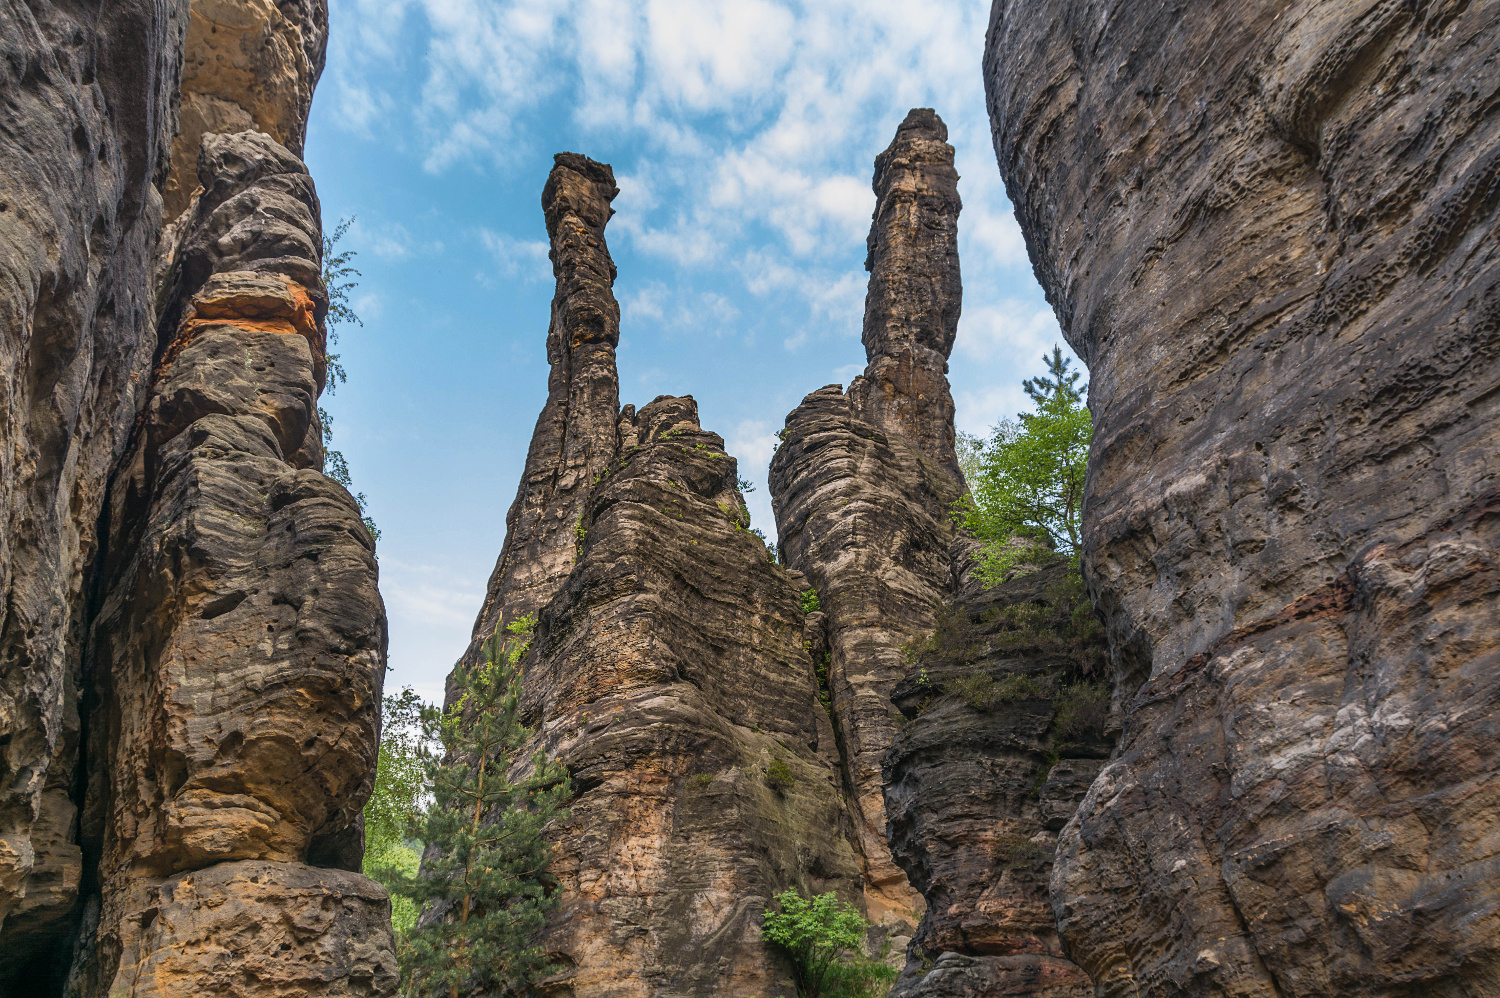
387,615,571,997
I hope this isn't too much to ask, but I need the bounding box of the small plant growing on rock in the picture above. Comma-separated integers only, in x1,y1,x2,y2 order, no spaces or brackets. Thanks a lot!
948,671,1054,711
765,757,796,796
800,589,821,614
761,889,897,998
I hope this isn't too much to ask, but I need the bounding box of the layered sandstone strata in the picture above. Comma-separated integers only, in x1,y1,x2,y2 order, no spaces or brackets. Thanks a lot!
769,108,965,938
0,1,189,986
987,0,1500,994
883,563,1106,998
449,154,864,995
164,0,329,220
71,129,395,998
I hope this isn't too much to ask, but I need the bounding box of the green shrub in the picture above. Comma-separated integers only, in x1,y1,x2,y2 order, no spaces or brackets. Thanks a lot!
761,889,897,998
1052,680,1109,741
765,758,796,796
948,671,1054,711
800,589,821,614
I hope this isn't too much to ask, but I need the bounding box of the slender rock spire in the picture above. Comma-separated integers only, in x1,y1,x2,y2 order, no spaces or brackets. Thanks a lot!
458,154,622,680
849,107,963,477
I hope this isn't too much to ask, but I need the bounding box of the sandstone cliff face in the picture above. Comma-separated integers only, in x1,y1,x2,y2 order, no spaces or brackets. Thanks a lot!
164,0,329,221
72,130,394,998
0,1,188,985
883,563,1106,998
769,108,965,937
987,1,1500,994
1,2,393,994
445,153,864,996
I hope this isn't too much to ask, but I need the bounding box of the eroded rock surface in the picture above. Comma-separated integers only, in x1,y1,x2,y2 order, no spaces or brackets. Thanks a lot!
987,1,1500,993
70,129,394,998
164,0,329,221
0,0,188,985
883,563,1105,998
770,108,965,936
445,152,866,996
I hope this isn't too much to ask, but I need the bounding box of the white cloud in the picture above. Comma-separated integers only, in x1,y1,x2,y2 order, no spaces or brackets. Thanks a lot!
478,229,551,283
955,301,1063,363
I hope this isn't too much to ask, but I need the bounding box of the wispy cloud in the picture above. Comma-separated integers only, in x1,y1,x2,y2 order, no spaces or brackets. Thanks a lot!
478,229,551,284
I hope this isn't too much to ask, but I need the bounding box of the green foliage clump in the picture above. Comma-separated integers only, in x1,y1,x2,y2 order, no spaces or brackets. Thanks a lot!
959,347,1091,587
947,672,1054,711
363,687,437,938
761,889,897,998
318,216,380,542
379,615,572,996
800,589,821,615
1052,680,1110,741
765,758,796,796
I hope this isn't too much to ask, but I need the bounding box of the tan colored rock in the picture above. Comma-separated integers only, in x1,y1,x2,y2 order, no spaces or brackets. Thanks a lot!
986,0,1500,993
770,109,965,936
164,0,328,220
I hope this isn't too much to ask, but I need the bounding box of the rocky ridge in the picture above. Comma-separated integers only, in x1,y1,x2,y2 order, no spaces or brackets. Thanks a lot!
987,0,1500,994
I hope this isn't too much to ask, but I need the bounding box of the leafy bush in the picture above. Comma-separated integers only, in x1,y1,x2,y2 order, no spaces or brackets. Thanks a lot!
761,889,897,998
1052,680,1109,741
362,687,437,938
765,758,796,796
959,347,1091,587
800,589,821,614
947,671,1054,711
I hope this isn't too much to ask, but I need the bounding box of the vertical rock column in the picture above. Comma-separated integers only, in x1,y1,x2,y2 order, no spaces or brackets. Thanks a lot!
453,154,623,697
987,1,1500,995
0,1,188,986
769,108,965,936
71,131,396,998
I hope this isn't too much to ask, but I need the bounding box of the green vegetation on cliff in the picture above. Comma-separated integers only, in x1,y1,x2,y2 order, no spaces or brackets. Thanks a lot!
377,616,572,995
959,347,1091,586
762,889,896,998
363,687,436,936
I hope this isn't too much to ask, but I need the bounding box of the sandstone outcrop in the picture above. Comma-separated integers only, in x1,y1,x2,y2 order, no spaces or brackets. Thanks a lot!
164,0,329,221
987,1,1500,993
883,562,1106,998
71,130,393,998
0,1,189,986
448,154,865,995
1,2,393,994
769,108,965,938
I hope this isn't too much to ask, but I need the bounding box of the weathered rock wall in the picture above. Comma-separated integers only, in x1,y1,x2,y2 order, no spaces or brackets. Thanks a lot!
769,108,965,938
72,129,394,998
987,1,1500,994
0,0,189,985
882,563,1106,998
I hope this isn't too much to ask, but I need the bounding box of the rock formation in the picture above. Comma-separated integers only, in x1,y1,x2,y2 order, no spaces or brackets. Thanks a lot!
164,0,329,221
882,563,1106,998
987,1,1500,994
452,154,864,996
0,1,395,994
769,107,965,941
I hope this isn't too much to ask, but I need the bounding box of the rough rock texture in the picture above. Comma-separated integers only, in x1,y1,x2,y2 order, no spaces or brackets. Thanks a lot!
883,563,1105,998
163,0,329,221
455,153,624,686
67,130,394,998
0,0,189,985
447,154,866,995
769,108,965,935
987,1,1500,994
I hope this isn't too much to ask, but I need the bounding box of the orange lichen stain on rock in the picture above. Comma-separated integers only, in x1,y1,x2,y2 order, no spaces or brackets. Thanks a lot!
159,276,325,376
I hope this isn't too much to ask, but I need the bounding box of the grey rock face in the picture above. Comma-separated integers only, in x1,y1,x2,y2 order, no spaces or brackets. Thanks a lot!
72,131,393,998
883,563,1104,998
770,108,965,934
0,0,188,985
986,1,1500,994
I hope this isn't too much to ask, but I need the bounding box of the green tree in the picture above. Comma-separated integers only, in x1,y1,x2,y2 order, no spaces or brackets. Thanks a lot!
385,616,572,998
960,347,1092,586
319,216,380,541
761,889,896,998
363,687,437,938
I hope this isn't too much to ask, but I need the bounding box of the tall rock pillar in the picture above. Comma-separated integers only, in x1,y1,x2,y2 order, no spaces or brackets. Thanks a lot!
769,108,965,939
987,1,1500,994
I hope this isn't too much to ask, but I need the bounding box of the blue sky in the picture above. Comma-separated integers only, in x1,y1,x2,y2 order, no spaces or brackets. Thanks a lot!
306,0,1070,704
